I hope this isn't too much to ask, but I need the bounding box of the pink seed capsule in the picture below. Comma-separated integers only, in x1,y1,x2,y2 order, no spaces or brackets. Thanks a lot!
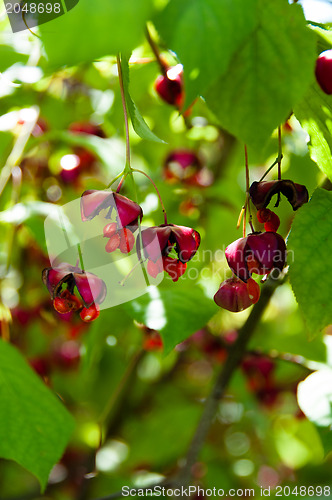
214,277,260,312
316,50,332,95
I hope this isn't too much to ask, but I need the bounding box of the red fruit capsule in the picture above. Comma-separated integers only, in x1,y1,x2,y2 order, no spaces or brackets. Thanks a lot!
43,263,107,308
315,50,332,95
214,277,260,312
225,232,286,282
138,224,200,264
154,65,184,107
250,180,308,211
80,303,100,322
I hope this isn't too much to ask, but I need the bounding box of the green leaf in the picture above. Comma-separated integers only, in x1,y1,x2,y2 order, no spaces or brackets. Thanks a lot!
309,25,332,53
0,340,75,491
288,188,332,337
294,85,332,182
154,0,258,105
121,55,164,143
205,0,316,149
39,0,153,70
0,45,28,73
0,201,77,254
125,284,216,353
273,415,324,468
297,369,332,456
0,201,57,224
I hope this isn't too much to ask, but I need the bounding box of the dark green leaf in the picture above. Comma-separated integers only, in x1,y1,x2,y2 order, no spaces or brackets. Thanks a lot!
154,0,258,105
0,340,75,491
125,284,216,353
39,0,153,70
288,188,332,337
0,45,28,72
121,55,164,143
205,0,316,148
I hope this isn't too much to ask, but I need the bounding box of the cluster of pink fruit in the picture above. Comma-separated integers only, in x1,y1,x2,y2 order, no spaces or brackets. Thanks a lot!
80,189,201,281
214,179,309,313
42,188,201,322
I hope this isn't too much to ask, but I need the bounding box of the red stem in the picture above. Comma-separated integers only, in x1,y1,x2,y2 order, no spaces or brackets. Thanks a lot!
131,168,168,224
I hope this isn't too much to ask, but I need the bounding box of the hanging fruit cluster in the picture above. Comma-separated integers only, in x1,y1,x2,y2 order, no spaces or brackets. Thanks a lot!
42,263,106,323
42,177,201,321
214,154,309,313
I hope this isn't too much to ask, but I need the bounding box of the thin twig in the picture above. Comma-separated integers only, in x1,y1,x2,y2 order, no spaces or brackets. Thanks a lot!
259,158,279,182
146,25,167,74
131,168,168,224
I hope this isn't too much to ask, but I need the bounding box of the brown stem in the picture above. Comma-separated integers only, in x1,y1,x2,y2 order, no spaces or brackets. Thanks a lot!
247,348,319,372
146,25,167,75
